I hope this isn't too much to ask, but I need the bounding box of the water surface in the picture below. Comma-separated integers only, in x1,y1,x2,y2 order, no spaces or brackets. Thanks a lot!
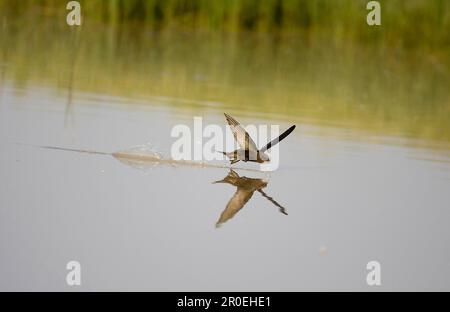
0,19,450,291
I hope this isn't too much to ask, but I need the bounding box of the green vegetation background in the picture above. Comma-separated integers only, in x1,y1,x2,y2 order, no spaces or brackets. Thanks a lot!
0,0,449,145
1,0,449,46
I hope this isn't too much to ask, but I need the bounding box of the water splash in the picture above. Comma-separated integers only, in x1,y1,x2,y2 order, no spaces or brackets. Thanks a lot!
112,143,165,171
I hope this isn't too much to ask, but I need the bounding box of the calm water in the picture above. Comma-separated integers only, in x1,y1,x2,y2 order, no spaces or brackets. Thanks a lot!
1,20,450,291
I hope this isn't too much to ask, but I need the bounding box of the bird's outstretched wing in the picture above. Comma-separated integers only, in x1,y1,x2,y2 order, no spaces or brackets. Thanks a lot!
216,187,255,227
258,189,288,215
259,125,296,153
224,113,259,152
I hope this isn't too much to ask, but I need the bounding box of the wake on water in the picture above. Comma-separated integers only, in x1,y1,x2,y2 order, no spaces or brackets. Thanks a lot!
28,143,264,173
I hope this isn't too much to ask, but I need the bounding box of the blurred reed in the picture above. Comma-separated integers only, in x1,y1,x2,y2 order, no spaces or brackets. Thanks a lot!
0,0,449,48
0,0,449,146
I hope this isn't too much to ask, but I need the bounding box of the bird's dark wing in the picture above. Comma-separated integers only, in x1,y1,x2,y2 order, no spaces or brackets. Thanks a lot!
224,113,258,152
215,187,255,227
257,189,288,215
259,125,296,153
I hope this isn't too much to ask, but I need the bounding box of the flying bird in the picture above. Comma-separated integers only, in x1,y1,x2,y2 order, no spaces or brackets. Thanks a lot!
214,169,287,227
220,113,295,164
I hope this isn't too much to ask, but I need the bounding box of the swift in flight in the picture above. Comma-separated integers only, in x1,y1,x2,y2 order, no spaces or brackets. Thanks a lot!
220,113,295,164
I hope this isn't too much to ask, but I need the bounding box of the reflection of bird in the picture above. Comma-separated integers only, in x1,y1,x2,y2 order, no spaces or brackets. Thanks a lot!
219,113,296,164
213,169,287,227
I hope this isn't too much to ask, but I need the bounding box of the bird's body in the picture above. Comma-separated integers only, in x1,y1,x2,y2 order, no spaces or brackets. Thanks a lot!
221,113,295,165
221,149,268,164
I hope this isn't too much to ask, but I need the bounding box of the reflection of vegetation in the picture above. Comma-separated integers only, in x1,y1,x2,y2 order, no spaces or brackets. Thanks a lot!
0,1,449,146
1,0,449,47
